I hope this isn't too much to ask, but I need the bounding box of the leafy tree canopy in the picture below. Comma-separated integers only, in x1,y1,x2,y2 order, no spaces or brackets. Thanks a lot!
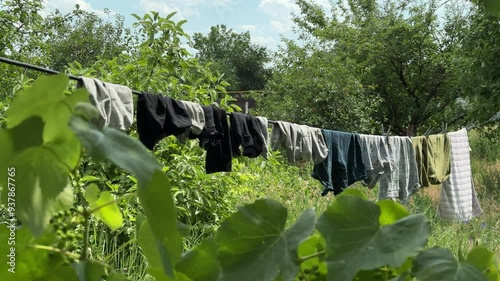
191,24,271,91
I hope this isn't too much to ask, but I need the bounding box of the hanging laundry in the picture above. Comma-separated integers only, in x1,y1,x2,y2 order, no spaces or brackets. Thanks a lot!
359,134,392,189
176,100,205,143
136,92,191,150
312,130,366,196
77,77,134,130
270,121,328,164
437,129,482,221
197,105,232,174
411,134,451,188
256,116,269,159
379,136,420,202
229,113,265,158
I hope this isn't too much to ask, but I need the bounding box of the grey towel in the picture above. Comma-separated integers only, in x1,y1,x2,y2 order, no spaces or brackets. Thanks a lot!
176,100,205,143
359,134,392,189
379,136,420,202
270,121,328,164
77,77,133,130
256,117,269,159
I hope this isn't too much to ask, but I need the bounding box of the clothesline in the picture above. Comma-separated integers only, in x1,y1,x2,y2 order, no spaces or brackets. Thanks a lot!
0,57,263,95
0,56,277,123
0,57,486,221
2,56,498,132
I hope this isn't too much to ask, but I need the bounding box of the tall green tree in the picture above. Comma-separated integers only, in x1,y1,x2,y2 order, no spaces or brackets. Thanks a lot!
41,6,133,71
191,24,270,91
261,0,476,135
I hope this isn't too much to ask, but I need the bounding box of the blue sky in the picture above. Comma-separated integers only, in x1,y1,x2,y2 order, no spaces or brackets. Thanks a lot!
41,0,332,52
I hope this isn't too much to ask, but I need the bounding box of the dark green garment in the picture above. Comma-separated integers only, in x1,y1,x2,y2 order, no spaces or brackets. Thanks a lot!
312,130,367,196
411,134,451,188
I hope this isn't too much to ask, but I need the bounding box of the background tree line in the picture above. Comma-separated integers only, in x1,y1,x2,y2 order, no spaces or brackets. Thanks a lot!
1,0,498,137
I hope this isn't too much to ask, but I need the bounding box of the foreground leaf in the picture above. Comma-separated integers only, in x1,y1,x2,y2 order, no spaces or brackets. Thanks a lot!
466,247,499,281
138,171,182,279
0,226,78,281
69,115,161,186
316,193,430,281
215,199,316,281
85,184,123,231
413,247,487,281
0,117,74,236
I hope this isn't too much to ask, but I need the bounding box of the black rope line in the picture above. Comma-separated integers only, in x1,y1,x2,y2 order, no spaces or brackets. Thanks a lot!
0,56,278,124
0,56,143,95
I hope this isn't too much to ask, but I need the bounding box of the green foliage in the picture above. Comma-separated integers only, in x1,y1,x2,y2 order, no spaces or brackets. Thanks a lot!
413,247,486,281
1,73,498,281
191,25,270,91
85,184,123,231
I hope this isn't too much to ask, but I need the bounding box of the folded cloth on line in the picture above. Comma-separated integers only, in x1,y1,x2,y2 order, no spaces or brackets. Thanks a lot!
77,77,134,130
379,136,420,202
256,116,269,159
270,121,328,164
412,134,451,188
136,92,191,150
359,134,392,189
312,130,366,196
437,128,482,221
176,100,205,143
229,113,265,158
199,106,232,174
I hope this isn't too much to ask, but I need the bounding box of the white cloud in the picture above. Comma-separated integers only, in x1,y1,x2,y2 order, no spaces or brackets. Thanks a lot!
139,0,200,19
252,35,278,48
259,0,331,33
139,0,243,20
41,0,113,18
238,24,257,32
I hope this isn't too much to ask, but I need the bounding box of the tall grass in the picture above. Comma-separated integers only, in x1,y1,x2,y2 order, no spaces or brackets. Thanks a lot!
92,128,499,281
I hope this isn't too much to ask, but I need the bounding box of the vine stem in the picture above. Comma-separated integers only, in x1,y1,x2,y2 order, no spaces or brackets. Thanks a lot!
32,244,112,269
88,192,136,214
297,250,326,263
82,211,90,261
32,244,80,259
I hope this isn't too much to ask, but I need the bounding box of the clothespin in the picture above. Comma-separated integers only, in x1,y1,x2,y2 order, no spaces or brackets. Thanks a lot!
424,125,433,137
386,125,391,145
381,124,385,136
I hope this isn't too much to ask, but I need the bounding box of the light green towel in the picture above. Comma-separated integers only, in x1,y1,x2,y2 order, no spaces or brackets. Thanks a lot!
412,134,451,188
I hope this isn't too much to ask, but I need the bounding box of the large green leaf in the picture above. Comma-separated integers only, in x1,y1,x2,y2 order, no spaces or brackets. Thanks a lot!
0,117,73,237
0,226,78,281
69,115,161,186
466,247,500,281
6,74,70,128
138,170,182,279
0,75,87,236
316,194,430,281
72,261,106,281
176,239,221,281
413,247,487,281
214,199,316,281
85,184,124,231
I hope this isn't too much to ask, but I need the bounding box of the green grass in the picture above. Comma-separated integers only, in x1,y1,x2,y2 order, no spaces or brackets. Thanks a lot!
93,129,500,281
233,137,500,256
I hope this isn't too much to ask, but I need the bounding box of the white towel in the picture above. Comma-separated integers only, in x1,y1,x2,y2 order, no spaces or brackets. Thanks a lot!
176,100,205,143
437,128,482,221
78,77,134,130
379,136,420,202
359,134,392,189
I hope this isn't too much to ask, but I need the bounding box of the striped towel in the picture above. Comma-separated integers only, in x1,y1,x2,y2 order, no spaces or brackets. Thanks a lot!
437,128,482,221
